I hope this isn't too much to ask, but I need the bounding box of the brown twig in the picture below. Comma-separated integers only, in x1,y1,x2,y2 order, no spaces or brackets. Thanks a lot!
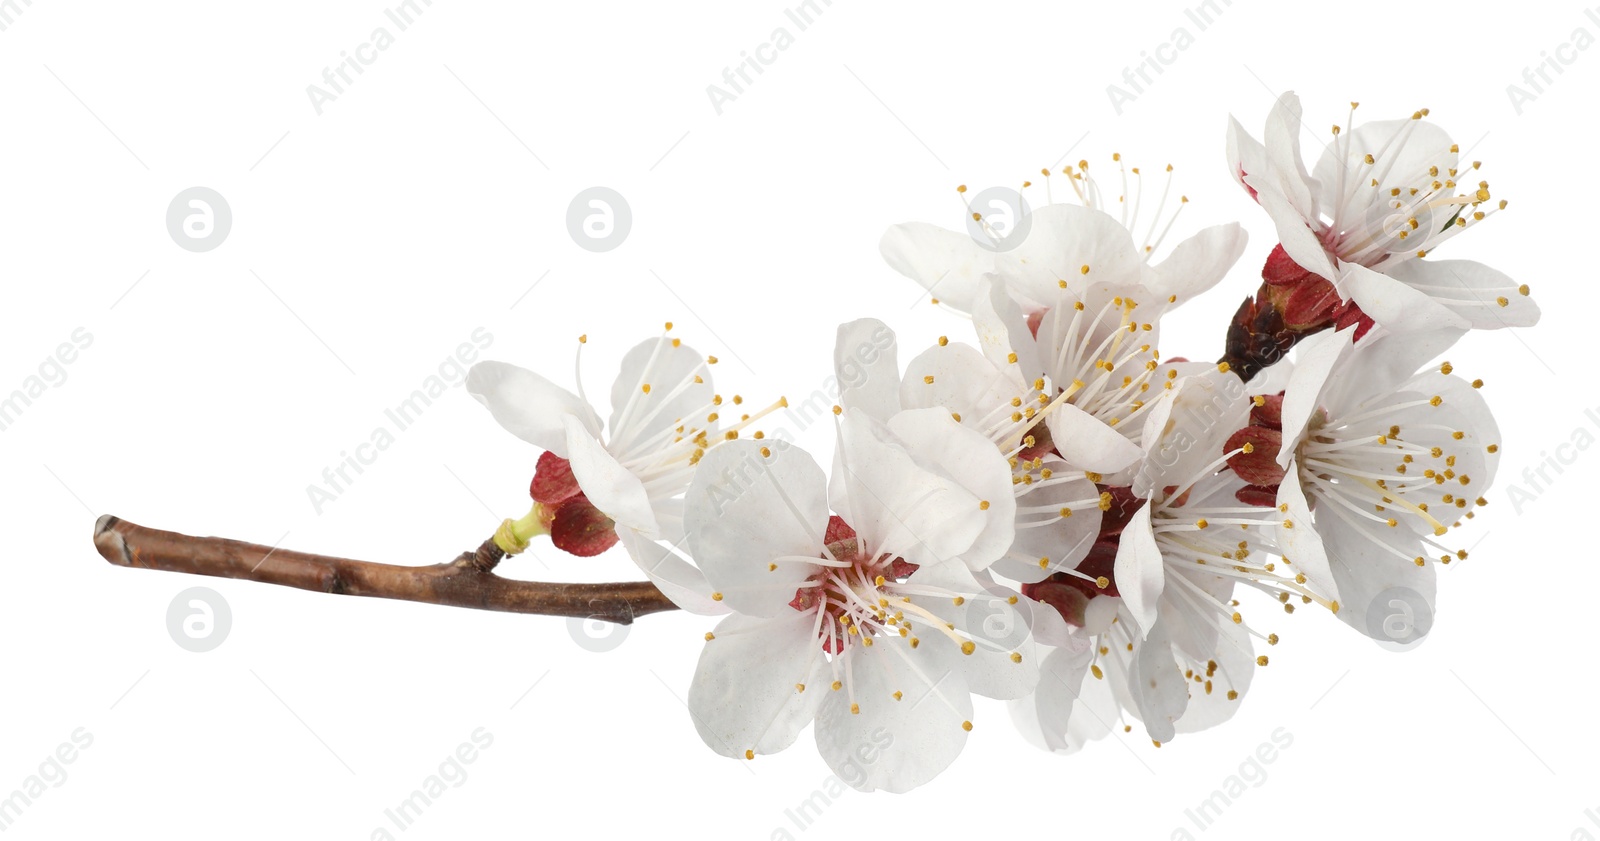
91,515,679,625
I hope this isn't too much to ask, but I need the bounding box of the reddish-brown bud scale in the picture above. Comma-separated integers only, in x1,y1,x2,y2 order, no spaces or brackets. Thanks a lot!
530,450,582,504
1234,485,1280,507
1220,243,1374,381
1251,393,1285,430
1094,485,1144,540
548,494,620,557
1023,539,1121,628
529,452,621,556
1225,426,1287,486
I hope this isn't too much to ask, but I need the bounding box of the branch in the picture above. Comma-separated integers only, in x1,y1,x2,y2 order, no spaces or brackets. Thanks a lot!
91,515,679,625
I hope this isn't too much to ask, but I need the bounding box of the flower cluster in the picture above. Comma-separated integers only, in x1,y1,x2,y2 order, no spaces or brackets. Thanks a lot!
465,92,1534,792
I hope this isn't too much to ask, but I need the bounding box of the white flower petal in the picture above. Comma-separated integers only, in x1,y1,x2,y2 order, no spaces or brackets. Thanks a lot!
563,414,659,535
688,611,828,758
972,274,1044,381
1274,462,1339,601
1319,507,1438,642
1008,640,1096,753
1313,118,1456,219
879,222,989,313
1321,326,1464,419
887,408,1017,569
1385,259,1539,330
900,341,1025,421
997,458,1100,583
1113,503,1163,638
1262,92,1319,220
1148,223,1248,305
1125,619,1187,744
1134,367,1250,495
1173,616,1255,735
991,204,1145,310
1277,326,1356,465
1046,401,1144,474
1422,372,1502,487
814,639,972,793
904,563,1040,700
1252,179,1338,282
618,530,727,616
465,361,600,456
606,336,714,451
685,440,829,618
1225,114,1269,198
831,413,985,567
1342,262,1470,334
835,318,902,424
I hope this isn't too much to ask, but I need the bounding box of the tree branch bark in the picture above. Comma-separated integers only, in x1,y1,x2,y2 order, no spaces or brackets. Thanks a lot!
91,515,679,625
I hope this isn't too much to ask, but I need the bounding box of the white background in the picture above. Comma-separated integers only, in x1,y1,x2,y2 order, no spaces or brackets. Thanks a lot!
1,0,1594,837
